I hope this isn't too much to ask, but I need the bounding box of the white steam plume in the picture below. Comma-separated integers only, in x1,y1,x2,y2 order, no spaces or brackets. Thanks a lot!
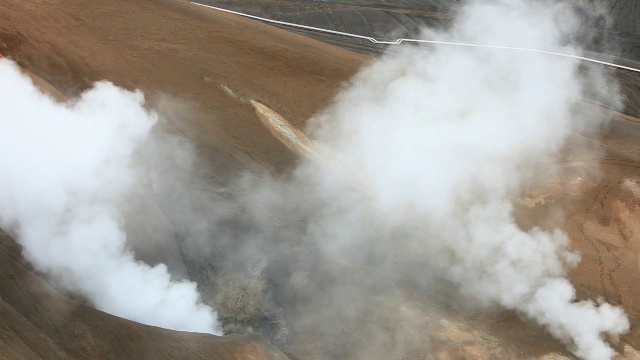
0,59,221,334
302,0,629,359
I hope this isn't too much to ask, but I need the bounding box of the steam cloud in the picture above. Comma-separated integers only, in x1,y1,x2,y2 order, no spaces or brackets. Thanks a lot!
0,59,221,334
0,0,633,359
291,0,630,359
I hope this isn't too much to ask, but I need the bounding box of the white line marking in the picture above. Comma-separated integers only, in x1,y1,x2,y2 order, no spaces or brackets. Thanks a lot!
190,2,640,73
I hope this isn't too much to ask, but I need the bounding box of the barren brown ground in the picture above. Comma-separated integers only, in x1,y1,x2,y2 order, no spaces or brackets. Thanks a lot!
0,0,363,358
3,0,640,359
0,0,365,173
0,228,291,360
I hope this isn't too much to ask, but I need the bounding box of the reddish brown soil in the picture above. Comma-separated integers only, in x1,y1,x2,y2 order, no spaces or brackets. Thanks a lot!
0,230,290,359
0,0,366,173
4,0,640,359
0,0,365,358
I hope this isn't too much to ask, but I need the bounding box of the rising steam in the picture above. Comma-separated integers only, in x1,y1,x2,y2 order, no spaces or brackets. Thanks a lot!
0,0,632,358
295,0,629,359
0,59,221,334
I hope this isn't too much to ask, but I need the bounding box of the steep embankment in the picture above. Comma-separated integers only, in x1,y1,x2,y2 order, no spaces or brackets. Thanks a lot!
0,230,287,360
196,0,640,57
0,0,365,358
0,0,366,173
6,0,640,359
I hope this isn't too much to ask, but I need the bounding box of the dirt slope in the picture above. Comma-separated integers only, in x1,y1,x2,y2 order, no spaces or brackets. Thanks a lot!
4,0,640,359
0,229,289,360
198,0,640,58
0,0,365,358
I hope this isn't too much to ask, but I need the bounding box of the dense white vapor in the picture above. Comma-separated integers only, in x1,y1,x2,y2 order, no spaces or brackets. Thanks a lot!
302,0,629,359
0,59,221,334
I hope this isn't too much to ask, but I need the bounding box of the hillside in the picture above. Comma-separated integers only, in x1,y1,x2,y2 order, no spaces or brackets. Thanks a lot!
0,230,288,360
192,0,640,120
3,0,640,359
200,0,640,59
0,0,363,358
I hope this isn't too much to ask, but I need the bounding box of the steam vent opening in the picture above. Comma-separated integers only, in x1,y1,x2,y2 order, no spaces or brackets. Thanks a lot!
2,0,640,360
